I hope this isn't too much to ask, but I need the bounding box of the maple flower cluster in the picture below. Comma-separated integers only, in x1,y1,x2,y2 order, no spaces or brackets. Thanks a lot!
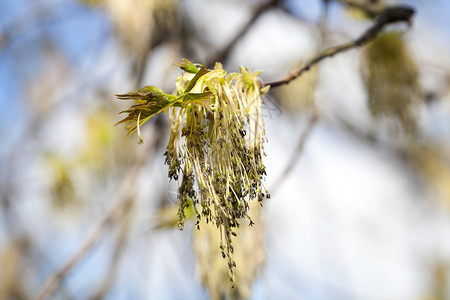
116,59,270,283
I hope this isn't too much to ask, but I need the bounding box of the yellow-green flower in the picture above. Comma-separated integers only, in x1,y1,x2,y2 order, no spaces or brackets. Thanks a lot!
116,59,270,283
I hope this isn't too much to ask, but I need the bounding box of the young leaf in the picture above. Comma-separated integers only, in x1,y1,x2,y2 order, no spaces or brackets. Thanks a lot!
182,92,214,109
115,86,174,103
174,58,199,74
184,65,209,93
115,87,179,137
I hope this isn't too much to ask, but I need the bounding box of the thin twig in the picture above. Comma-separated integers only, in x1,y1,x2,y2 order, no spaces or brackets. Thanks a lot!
88,201,133,300
264,5,415,88
206,0,280,68
33,134,157,300
269,108,318,196
268,0,328,196
34,199,126,300
318,0,331,41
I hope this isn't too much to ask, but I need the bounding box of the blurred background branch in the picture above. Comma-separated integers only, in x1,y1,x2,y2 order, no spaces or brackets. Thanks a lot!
34,138,153,300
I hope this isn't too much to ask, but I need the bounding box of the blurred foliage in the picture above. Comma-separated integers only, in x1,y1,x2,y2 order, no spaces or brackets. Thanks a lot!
407,144,450,208
0,238,31,300
80,0,180,61
153,201,264,300
195,202,264,300
362,31,423,134
46,155,77,211
44,109,133,214
430,261,448,300
275,65,317,114
153,204,194,230
82,109,124,166
343,0,387,19
420,260,450,300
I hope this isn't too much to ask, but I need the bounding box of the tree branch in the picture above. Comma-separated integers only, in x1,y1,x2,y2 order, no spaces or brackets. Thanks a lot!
264,5,415,88
206,0,280,68
33,135,158,300
87,202,133,300
269,0,329,195
34,198,126,300
269,108,318,196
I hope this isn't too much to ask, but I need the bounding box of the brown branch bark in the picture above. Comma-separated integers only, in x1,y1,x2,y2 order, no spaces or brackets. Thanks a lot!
264,5,415,88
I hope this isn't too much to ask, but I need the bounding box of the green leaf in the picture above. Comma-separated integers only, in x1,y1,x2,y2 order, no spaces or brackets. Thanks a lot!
174,58,199,74
115,86,174,103
182,92,214,109
184,65,209,93
115,86,179,138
